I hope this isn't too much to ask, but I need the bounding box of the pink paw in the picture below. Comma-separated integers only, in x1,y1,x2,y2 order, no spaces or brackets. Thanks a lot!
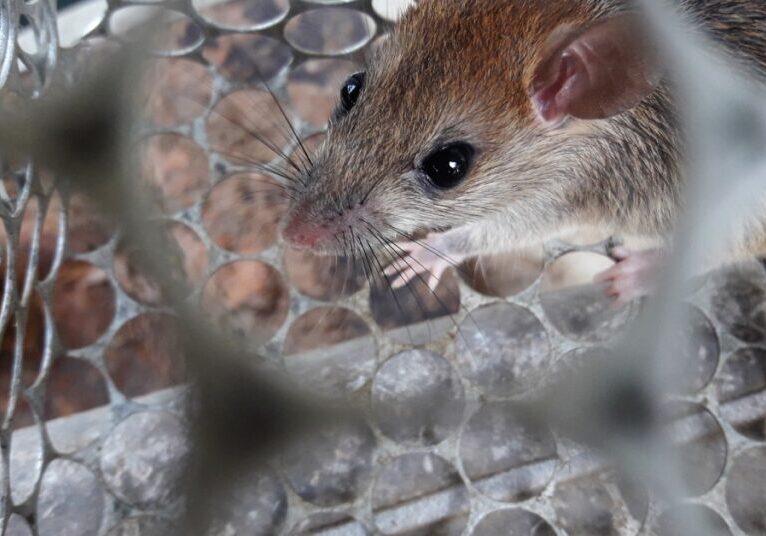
383,236,462,291
595,247,663,305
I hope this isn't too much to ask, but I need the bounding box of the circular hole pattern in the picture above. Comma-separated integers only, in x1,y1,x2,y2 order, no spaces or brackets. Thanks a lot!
105,313,186,398
372,350,464,446
195,0,289,31
371,0,416,21
370,270,460,346
66,37,122,81
114,222,208,305
203,34,292,83
661,403,727,497
168,222,209,283
726,446,766,534
207,90,293,166
540,252,635,342
284,248,366,301
45,358,109,451
549,346,611,387
655,504,731,536
208,469,287,535
673,306,719,394
161,15,206,55
53,261,115,349
57,0,107,48
141,58,213,127
715,347,766,440
285,8,376,56
287,59,360,127
114,239,163,305
460,248,544,298
283,420,375,507
37,459,105,536
472,508,556,536
202,261,290,344
551,475,622,535
202,173,287,255
615,473,650,527
140,134,209,214
100,411,189,508
67,192,114,254
108,7,202,54
10,422,42,504
17,5,766,535
372,453,469,535
6,515,33,536
459,402,557,503
283,307,375,396
710,263,766,343
455,303,550,397
284,306,369,354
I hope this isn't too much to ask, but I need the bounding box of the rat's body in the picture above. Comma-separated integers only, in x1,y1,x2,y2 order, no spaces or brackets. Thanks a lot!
281,0,766,300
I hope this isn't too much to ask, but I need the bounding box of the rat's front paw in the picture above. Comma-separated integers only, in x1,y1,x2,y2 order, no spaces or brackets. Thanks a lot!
595,247,663,305
383,234,464,291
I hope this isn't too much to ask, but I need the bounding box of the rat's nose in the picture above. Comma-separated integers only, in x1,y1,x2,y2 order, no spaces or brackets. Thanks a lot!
282,217,330,248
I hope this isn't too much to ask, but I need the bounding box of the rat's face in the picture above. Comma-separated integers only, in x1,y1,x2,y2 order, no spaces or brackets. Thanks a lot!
281,65,490,254
281,2,541,255
280,1,658,255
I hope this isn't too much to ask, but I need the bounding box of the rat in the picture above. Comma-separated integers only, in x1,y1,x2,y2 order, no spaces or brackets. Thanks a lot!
280,0,766,304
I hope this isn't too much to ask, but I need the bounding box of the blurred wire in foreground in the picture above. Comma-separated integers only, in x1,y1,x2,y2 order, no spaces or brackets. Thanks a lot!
0,0,765,534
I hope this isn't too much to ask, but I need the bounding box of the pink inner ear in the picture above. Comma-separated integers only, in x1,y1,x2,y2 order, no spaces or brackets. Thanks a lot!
531,52,580,126
530,14,660,127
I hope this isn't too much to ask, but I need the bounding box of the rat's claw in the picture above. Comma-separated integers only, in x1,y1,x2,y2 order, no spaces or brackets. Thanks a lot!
595,247,663,305
385,239,455,290
427,271,442,292
390,266,418,288
608,246,631,262
384,257,413,278
388,259,450,290
594,263,622,284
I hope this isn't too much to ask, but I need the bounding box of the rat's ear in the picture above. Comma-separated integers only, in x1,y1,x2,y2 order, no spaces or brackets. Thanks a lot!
530,13,661,126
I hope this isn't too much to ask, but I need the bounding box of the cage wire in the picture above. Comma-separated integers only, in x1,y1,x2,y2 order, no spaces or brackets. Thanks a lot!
0,0,765,535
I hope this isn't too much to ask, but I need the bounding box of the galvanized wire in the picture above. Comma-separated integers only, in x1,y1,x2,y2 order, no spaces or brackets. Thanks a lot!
0,0,764,535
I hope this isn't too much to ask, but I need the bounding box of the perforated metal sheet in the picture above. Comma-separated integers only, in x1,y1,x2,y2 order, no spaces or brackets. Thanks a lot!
1,0,765,535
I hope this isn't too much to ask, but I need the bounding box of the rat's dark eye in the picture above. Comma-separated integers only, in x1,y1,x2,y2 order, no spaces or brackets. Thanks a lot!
340,72,366,113
421,142,475,189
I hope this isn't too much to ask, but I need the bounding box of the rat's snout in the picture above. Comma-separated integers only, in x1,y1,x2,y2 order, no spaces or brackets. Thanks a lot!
281,188,380,253
282,216,332,249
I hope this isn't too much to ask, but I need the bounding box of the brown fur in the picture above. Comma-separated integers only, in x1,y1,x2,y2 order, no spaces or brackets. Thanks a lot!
283,0,766,259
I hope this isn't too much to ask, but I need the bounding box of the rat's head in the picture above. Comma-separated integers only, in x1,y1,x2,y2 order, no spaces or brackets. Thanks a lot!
281,1,660,254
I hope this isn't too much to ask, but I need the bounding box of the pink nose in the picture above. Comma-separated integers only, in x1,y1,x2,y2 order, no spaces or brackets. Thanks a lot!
282,218,329,248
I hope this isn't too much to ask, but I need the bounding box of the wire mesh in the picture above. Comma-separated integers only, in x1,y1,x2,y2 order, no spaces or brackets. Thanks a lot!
0,0,764,535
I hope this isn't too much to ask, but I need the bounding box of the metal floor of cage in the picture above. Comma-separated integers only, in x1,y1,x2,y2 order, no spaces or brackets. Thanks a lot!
0,0,765,535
